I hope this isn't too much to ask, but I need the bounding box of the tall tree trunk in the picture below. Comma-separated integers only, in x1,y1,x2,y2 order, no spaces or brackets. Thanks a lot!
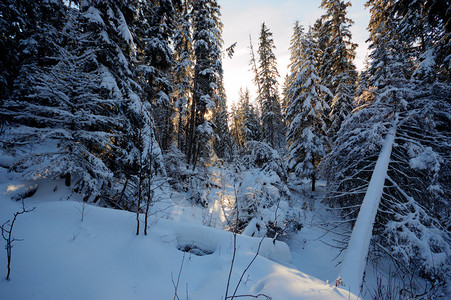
311,173,316,192
144,177,152,236
136,151,143,236
186,102,197,166
136,180,141,236
311,156,316,191
177,113,183,151
192,142,200,171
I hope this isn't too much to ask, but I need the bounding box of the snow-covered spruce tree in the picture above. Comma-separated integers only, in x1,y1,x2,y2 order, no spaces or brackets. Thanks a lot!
0,2,100,186
392,0,451,230
172,1,194,154
256,23,284,149
234,140,292,238
231,88,261,149
316,0,358,138
110,0,167,213
132,0,175,153
0,0,43,103
0,0,67,110
163,1,194,188
0,0,144,206
283,22,304,119
212,76,233,160
324,0,451,294
209,2,232,161
74,0,143,208
230,100,244,150
185,0,223,169
392,0,450,83
286,28,331,192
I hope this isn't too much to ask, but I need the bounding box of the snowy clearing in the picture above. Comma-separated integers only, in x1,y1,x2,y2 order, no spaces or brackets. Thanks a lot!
0,175,355,300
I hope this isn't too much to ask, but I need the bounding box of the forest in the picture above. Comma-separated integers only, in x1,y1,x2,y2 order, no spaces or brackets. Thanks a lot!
0,0,450,299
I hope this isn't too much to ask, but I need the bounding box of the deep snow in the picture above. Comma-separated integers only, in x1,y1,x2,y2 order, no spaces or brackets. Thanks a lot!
0,166,357,299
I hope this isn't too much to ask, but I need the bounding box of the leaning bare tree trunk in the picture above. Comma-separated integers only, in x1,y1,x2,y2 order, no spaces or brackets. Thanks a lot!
337,118,398,295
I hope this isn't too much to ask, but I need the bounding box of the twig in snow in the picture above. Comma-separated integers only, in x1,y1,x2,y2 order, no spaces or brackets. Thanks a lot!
225,183,239,299
172,252,186,300
230,236,265,299
225,294,271,300
1,200,35,280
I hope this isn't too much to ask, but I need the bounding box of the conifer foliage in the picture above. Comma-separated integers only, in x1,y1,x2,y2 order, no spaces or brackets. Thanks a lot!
133,0,176,153
285,28,331,191
255,23,284,149
0,0,167,208
185,0,224,168
0,0,125,203
172,1,194,153
230,88,260,148
324,0,451,292
317,0,358,137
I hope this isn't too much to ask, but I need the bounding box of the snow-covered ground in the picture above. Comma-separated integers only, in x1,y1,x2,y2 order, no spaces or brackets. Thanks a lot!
0,166,357,299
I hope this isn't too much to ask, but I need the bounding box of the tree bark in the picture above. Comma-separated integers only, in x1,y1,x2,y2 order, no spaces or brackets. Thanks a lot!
311,156,316,191
311,173,316,192
6,242,11,280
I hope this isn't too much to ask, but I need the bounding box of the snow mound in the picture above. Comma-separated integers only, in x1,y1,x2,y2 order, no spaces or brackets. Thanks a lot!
174,223,219,256
251,266,350,300
170,221,291,263
0,192,353,299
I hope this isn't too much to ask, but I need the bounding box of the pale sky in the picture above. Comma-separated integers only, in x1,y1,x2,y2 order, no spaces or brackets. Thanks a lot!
220,0,371,107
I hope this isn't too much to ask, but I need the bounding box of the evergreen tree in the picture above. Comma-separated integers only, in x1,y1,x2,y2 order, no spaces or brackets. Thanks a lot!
209,1,232,160
363,0,412,90
81,0,163,209
173,1,194,153
186,0,223,169
393,0,451,82
132,0,175,152
317,0,358,138
0,0,69,161
0,0,67,106
230,88,260,148
242,95,261,144
0,1,125,204
0,0,166,209
248,34,261,115
256,23,284,149
284,21,304,124
212,76,232,159
286,28,331,191
324,0,451,293
71,0,166,208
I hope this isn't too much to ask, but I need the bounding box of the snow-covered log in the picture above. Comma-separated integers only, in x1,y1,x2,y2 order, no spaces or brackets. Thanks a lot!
337,118,398,295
